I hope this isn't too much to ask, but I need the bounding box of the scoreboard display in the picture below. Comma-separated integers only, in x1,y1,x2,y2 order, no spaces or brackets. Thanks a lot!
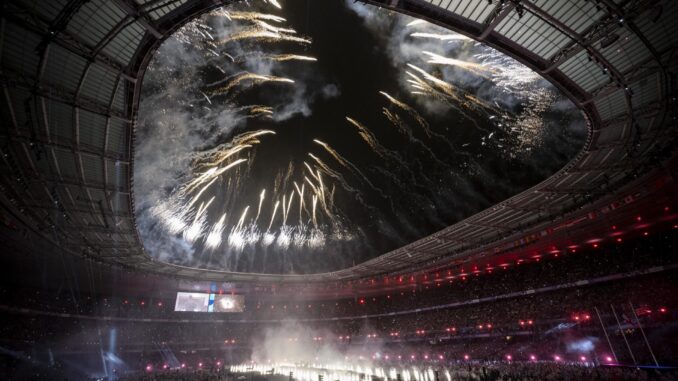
174,292,244,313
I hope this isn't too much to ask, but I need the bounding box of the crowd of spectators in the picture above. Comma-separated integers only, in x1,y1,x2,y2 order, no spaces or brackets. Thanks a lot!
0,232,675,322
115,363,678,381
0,233,676,379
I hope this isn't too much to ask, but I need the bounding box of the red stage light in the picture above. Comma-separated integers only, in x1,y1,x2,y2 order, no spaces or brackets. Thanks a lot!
530,355,536,361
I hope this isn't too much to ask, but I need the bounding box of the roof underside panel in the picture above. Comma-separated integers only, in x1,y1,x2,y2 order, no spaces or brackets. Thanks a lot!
101,21,146,66
532,0,603,35
557,49,607,93
43,45,88,92
79,63,119,104
496,11,572,60
66,0,128,47
1,23,42,76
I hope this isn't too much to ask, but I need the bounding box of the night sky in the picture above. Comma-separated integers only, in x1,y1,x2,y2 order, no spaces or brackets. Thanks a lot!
134,0,586,274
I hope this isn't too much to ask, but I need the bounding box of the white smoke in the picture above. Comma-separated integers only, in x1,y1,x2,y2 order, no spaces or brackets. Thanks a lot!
566,337,599,353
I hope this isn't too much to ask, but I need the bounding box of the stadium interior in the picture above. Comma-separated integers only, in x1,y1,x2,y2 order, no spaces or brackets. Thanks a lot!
1,0,678,380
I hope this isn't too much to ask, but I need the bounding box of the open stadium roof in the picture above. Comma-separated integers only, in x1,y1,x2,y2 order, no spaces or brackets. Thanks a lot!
1,0,676,282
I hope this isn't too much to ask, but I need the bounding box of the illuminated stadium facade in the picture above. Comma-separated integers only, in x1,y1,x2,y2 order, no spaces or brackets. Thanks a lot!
1,1,678,378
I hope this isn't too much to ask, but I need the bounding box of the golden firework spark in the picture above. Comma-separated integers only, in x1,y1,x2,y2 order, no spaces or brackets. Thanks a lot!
311,194,318,227
205,213,227,249
423,51,495,78
236,206,250,229
210,72,295,97
304,161,321,182
255,189,266,222
345,117,387,158
410,32,471,41
283,191,294,225
379,91,431,137
236,53,317,63
223,11,286,23
268,200,280,231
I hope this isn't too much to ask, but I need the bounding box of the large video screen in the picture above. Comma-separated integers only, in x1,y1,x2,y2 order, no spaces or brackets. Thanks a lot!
174,292,210,312
213,294,245,312
174,292,245,312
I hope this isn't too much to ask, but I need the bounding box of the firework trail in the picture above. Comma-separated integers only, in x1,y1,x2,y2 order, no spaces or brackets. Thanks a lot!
235,53,317,63
194,145,250,171
267,200,280,231
236,205,250,229
263,54,317,62
253,20,297,35
378,91,432,137
185,176,219,210
205,213,227,249
405,69,489,133
303,161,321,182
407,64,503,115
312,139,350,168
262,232,275,247
151,197,188,234
281,193,289,225
293,182,307,224
209,72,295,98
406,19,427,27
382,107,408,135
255,189,266,222
422,51,495,79
217,24,311,45
184,211,206,243
308,153,357,195
201,91,212,104
304,176,320,196
276,225,292,249
410,32,472,42
381,107,447,167
212,11,286,23
282,161,295,191
184,158,247,198
311,194,318,227
283,191,295,225
345,117,408,169
263,0,282,9
302,168,332,224
246,105,274,118
192,130,275,171
228,226,247,251
313,138,391,200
